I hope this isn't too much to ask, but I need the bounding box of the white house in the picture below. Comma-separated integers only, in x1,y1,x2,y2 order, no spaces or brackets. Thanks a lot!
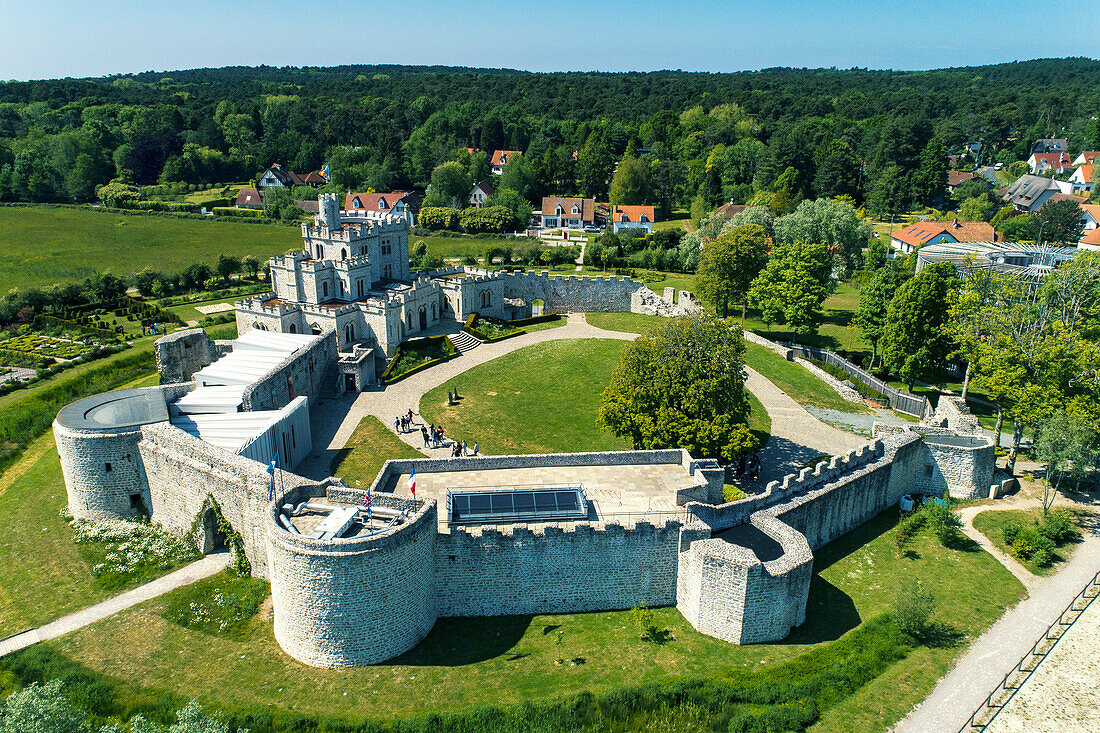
1080,204,1100,232
344,192,418,225
468,181,494,208
489,150,521,176
610,205,655,234
258,163,325,189
539,197,595,230
1002,174,1075,213
1069,165,1096,194
1027,152,1074,175
1072,151,1100,166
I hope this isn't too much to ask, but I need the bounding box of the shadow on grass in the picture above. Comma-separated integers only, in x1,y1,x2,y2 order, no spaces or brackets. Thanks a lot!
917,620,965,650
390,614,533,666
785,575,861,644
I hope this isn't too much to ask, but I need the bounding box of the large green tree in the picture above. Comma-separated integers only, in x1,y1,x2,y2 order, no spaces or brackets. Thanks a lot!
598,314,759,462
881,261,960,390
747,239,834,338
695,223,769,318
856,257,913,368
1035,199,1085,244
423,161,471,209
608,155,653,205
774,197,870,275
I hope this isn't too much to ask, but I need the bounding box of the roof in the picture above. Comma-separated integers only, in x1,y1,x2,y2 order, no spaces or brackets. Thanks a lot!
715,202,747,219
301,171,326,185
1003,175,1062,206
1073,164,1095,182
540,197,595,220
193,330,320,388
490,150,522,166
470,181,495,196
1041,193,1087,207
345,191,411,211
294,199,320,214
235,187,263,207
56,387,169,432
1081,228,1100,246
611,205,655,223
1029,152,1073,169
1033,138,1068,152
1080,204,1100,221
1076,152,1100,164
261,164,323,187
915,241,1077,285
891,220,997,248
947,171,976,187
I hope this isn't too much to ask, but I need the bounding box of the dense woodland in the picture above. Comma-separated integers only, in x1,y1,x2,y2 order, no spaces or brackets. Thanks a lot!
2,59,1100,215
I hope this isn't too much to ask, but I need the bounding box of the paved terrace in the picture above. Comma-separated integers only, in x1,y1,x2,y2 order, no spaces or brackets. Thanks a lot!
379,462,695,532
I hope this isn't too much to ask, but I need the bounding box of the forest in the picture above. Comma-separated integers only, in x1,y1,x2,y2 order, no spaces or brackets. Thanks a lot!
1,59,1100,217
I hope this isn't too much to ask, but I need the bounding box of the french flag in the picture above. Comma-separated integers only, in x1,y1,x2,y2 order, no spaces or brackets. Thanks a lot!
408,468,416,498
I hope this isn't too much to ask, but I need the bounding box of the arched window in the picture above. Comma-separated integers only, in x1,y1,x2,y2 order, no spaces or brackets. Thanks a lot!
288,323,297,334
341,248,347,260
310,323,322,335
431,301,438,319
345,323,354,343
480,290,491,308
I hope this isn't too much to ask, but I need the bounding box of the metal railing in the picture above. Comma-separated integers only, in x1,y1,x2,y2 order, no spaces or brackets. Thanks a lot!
958,569,1100,732
780,342,932,418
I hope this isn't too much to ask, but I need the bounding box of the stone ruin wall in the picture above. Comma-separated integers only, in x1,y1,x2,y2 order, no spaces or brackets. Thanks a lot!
155,329,219,385
266,490,437,668
493,270,646,314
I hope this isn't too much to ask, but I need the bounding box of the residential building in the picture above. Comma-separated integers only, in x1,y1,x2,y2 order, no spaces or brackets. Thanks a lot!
1032,138,1069,154
539,197,596,230
258,163,325,189
468,181,495,208
1080,227,1100,252
889,219,998,255
1080,204,1100,232
1072,151,1100,166
1002,174,1074,213
1069,164,1096,194
235,187,264,209
714,200,747,221
946,170,976,191
611,205,655,234
344,191,419,225
489,150,521,175
1027,152,1074,175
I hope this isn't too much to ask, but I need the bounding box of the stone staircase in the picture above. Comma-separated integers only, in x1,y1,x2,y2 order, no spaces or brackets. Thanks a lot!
449,331,482,353
318,363,342,400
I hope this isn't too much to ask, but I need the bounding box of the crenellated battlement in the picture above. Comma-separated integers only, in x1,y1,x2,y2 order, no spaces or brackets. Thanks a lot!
764,439,886,498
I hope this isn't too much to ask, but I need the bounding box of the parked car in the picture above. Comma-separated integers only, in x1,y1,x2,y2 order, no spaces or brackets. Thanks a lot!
993,162,1004,170
583,225,600,233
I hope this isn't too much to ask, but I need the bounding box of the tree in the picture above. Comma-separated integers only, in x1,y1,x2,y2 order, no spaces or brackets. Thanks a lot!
747,239,834,338
498,154,537,203
881,261,960,390
1033,408,1097,513
1035,199,1085,244
216,255,241,283
866,164,910,220
418,206,460,231
242,256,260,279
856,258,913,367
598,314,760,462
0,680,87,733
695,224,769,319
423,161,471,209
911,136,947,206
813,140,861,200
959,196,996,222
484,188,533,230
94,178,140,207
774,197,870,276
608,155,653,205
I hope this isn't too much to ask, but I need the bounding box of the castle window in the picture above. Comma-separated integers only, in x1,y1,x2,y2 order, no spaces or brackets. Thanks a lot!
384,264,393,279
480,290,491,307
356,279,364,298
322,281,329,298
288,323,297,333
129,493,144,512
310,324,321,335
104,462,112,473
925,465,934,477
341,248,347,260
291,425,296,449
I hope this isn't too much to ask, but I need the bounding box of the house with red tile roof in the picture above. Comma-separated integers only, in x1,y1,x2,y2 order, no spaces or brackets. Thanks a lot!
890,219,998,255
539,197,595,230
1027,152,1074,175
235,187,265,209
1071,152,1100,167
1079,227,1100,251
344,191,419,224
489,150,522,175
258,163,326,189
946,170,976,191
611,205,655,234
1069,164,1096,194
1079,204,1100,232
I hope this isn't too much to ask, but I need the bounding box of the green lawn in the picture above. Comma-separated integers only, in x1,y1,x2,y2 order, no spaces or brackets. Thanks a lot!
20,506,1022,729
0,206,299,292
740,282,871,359
164,294,247,323
413,234,527,262
585,311,665,334
653,218,690,231
971,508,1083,576
420,339,634,455
329,415,425,488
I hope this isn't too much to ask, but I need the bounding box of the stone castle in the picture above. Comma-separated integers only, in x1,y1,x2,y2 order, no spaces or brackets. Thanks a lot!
51,195,1004,669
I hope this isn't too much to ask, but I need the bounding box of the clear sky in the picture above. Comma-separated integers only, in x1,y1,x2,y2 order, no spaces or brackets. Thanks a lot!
2,0,1098,81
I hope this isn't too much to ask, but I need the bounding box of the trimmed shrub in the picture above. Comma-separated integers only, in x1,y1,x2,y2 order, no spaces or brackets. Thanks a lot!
418,206,460,231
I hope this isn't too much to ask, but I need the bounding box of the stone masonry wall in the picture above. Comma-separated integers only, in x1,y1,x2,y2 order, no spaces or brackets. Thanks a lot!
240,332,336,411
155,329,218,385
493,270,645,313
434,519,684,617
267,491,437,667
138,422,313,577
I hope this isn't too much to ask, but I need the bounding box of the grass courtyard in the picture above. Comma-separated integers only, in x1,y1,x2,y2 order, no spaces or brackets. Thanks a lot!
418,339,769,456
1,506,1024,731
329,415,425,488
0,205,300,292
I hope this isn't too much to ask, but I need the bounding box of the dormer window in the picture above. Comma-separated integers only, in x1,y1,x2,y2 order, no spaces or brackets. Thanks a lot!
620,214,628,222
640,214,649,222
556,205,564,215
378,198,386,209
353,197,362,209
571,205,580,214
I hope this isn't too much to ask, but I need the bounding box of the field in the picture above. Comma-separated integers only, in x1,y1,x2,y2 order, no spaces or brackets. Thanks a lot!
8,506,1023,730
0,206,300,292
413,234,533,262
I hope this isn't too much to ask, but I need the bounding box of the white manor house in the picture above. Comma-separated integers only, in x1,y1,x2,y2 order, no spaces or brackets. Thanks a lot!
235,194,681,391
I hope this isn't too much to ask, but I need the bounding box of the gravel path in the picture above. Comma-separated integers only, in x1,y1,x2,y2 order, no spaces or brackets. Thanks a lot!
299,313,870,484
0,551,231,658
894,501,1100,732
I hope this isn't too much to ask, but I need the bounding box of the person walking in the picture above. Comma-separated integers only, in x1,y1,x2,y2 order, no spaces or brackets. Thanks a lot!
472,442,480,456
421,426,430,447
394,416,400,433
460,440,467,456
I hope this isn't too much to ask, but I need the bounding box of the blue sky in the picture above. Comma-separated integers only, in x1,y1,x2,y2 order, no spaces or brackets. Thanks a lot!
2,0,1098,81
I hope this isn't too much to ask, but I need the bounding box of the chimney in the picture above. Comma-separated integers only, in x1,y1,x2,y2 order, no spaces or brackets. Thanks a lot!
953,217,960,228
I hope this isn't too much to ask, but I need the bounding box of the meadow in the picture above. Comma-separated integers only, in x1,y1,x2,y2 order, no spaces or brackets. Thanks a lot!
0,206,300,292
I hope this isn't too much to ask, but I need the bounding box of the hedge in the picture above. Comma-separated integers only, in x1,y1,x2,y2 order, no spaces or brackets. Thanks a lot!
504,311,560,328
462,313,527,343
0,347,54,369
33,314,120,341
380,335,458,384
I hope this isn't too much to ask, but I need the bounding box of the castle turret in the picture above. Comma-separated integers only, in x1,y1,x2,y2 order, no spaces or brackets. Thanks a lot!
319,193,340,231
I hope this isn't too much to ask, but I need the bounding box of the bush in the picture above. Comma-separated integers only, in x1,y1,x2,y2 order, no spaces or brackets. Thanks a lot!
894,510,926,553
892,579,935,637
71,518,200,590
418,206,460,230
923,499,963,546
1012,534,1035,560
1001,520,1021,546
1040,508,1078,544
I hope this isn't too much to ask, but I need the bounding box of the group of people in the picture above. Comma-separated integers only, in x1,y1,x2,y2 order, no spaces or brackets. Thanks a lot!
449,439,479,458
397,409,480,458
734,453,762,482
394,409,416,434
